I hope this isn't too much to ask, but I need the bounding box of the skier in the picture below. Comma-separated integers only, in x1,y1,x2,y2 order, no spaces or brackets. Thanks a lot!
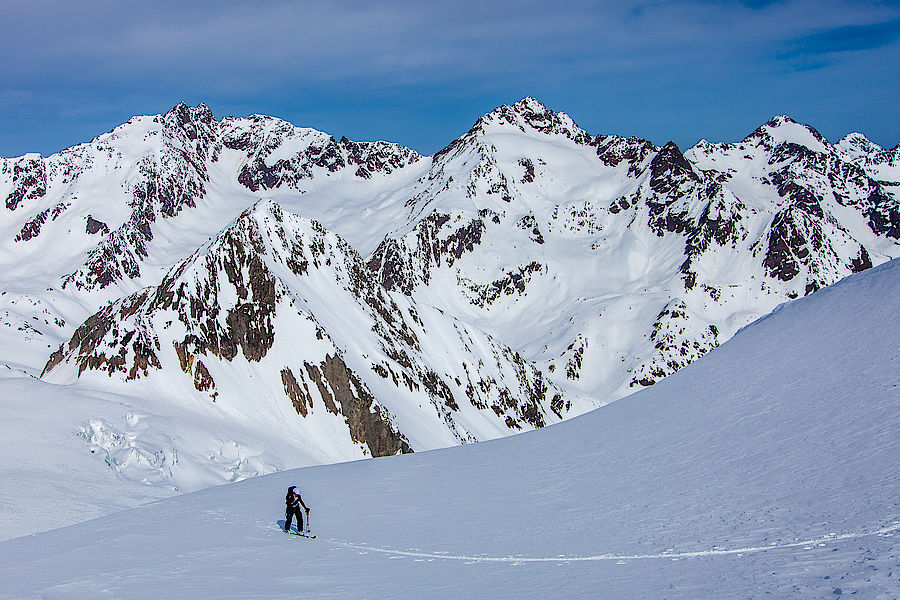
284,485,310,534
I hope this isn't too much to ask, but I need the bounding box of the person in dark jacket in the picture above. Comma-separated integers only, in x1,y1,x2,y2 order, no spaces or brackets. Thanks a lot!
284,485,310,533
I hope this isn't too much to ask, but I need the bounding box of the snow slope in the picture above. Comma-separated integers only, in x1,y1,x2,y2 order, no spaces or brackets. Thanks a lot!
0,373,296,540
1,259,897,599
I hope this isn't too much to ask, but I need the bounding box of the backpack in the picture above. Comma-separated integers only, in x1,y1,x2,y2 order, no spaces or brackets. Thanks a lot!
285,486,296,505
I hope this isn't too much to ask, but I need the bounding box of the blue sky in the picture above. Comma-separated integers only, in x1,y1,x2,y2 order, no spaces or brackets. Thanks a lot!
2,0,899,157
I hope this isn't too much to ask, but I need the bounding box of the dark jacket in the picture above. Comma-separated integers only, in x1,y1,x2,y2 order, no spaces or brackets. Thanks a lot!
285,486,308,512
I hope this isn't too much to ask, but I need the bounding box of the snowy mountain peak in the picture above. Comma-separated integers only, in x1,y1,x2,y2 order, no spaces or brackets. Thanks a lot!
43,195,577,462
165,101,215,127
744,115,830,153
836,132,893,165
162,102,218,143
838,131,881,152
469,97,592,144
513,95,547,111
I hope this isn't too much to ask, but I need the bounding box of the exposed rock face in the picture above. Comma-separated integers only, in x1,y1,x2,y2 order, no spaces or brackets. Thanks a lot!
630,301,719,387
649,141,699,195
42,289,158,380
305,353,412,456
368,212,487,295
863,188,900,239
280,367,311,417
85,216,109,235
15,202,69,242
2,154,47,211
221,116,421,192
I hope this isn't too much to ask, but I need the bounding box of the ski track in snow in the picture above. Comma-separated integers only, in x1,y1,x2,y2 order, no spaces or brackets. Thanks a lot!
327,521,900,564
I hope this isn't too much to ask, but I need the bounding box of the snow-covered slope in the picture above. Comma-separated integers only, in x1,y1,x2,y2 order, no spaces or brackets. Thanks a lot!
1,258,897,599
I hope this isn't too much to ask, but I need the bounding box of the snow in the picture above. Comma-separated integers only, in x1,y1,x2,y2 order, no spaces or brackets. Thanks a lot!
837,132,900,185
0,258,897,599
377,110,895,407
759,116,830,154
836,132,883,161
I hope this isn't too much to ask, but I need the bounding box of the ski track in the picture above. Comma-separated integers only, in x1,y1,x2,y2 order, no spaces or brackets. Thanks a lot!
326,521,900,564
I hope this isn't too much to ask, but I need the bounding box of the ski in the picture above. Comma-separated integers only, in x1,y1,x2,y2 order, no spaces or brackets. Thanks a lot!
288,530,317,539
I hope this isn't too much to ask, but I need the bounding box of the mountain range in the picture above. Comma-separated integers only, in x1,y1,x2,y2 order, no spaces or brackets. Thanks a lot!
1,98,898,535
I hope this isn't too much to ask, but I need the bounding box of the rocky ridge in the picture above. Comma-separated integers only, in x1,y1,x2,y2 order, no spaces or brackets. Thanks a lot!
42,200,575,457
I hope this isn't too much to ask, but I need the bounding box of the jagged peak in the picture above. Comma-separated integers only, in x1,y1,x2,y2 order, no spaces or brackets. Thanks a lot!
164,101,215,124
222,198,300,242
477,97,583,137
509,96,550,114
836,131,884,155
659,140,683,153
839,131,874,145
156,198,327,303
219,114,420,171
236,196,282,223
651,140,693,167
434,97,591,160
744,115,830,153
209,198,346,266
649,140,699,186
765,114,799,128
479,97,550,122
161,102,217,135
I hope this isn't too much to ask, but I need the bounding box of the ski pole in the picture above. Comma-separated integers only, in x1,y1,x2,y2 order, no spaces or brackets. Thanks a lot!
305,509,310,533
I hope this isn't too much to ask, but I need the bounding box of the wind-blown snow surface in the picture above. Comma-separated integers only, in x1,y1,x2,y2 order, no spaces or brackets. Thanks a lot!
0,375,294,540
1,259,897,599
